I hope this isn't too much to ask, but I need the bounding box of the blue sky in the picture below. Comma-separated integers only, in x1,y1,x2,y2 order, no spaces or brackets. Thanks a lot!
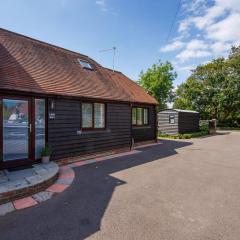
1,0,239,87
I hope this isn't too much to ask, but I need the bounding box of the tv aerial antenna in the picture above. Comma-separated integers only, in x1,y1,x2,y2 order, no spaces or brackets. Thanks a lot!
99,46,116,72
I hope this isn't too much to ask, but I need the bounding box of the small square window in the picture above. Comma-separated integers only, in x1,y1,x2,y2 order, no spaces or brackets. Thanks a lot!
132,107,149,126
137,108,142,125
132,108,137,125
78,59,93,70
94,103,105,128
143,108,149,125
82,102,106,130
169,115,175,124
82,103,93,128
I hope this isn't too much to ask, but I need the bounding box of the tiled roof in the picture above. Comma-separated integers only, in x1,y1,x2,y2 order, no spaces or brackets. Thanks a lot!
0,28,158,105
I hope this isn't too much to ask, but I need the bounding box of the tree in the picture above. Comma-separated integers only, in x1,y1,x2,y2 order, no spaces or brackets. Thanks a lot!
138,60,176,109
173,46,240,127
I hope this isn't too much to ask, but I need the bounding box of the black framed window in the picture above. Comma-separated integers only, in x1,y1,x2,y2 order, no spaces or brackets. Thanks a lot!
137,108,143,125
143,108,148,125
132,107,149,126
169,115,175,124
82,103,105,130
132,108,137,125
94,103,105,128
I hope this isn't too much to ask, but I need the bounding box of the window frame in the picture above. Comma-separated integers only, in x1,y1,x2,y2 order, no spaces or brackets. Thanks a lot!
81,102,106,131
78,59,93,70
132,107,149,126
169,115,175,124
132,107,137,125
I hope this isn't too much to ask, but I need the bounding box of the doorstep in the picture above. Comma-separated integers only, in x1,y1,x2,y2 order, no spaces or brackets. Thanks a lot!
0,162,59,205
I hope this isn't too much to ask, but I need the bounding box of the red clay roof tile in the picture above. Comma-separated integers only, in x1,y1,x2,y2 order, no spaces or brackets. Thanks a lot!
0,28,158,105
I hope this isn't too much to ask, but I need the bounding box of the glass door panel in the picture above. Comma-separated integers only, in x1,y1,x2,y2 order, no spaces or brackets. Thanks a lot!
3,99,29,161
35,99,45,159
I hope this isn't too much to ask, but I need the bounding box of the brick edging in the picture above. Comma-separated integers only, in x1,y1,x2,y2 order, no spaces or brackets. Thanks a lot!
0,172,59,205
0,141,160,216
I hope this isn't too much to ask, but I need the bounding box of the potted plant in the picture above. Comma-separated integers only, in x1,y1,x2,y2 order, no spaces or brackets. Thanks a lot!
41,145,52,164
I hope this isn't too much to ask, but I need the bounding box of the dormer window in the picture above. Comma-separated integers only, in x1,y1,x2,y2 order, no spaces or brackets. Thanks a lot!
78,59,93,70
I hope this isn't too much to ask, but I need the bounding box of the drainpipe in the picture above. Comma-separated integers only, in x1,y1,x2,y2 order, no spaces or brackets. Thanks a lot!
130,103,133,150
155,105,158,143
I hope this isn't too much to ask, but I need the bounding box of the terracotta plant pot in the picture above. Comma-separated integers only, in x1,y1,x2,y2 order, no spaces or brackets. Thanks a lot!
41,156,50,164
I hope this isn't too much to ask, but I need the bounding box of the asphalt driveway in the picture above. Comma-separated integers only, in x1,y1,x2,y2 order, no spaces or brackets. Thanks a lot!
1,131,240,240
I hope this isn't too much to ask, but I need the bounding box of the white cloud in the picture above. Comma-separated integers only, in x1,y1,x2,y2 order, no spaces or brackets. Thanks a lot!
177,65,196,72
176,39,210,62
206,13,240,43
215,0,240,12
210,42,232,56
181,0,208,15
186,39,208,50
160,40,185,52
176,49,211,62
192,5,226,30
178,19,191,32
178,0,240,35
159,0,240,72
96,0,108,12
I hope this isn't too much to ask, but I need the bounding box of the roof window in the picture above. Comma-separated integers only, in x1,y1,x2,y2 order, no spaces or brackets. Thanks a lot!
78,59,93,70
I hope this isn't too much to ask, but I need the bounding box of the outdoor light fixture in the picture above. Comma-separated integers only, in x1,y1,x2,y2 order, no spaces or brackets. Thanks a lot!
50,99,55,110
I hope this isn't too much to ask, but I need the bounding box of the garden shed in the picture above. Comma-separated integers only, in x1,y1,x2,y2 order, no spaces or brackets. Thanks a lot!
158,109,200,135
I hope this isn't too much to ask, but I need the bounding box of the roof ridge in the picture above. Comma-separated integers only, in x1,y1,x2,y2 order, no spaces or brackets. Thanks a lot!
103,67,122,74
0,27,92,60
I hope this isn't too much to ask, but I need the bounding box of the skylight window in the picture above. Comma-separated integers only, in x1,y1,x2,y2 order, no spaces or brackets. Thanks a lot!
78,59,93,70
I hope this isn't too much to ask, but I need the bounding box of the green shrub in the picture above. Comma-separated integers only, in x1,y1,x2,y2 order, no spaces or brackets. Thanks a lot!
190,131,209,138
158,130,209,139
217,118,240,128
41,145,52,157
200,123,209,132
181,134,192,139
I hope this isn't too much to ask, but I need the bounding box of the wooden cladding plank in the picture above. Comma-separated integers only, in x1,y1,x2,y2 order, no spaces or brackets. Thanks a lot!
48,100,132,159
132,105,156,143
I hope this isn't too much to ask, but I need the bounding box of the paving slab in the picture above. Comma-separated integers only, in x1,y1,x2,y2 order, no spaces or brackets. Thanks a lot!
0,176,8,185
59,171,74,179
73,161,85,167
84,159,97,164
0,162,59,204
6,169,37,181
33,168,49,175
4,179,29,192
0,202,15,216
25,175,44,185
46,184,69,193
13,197,38,210
32,191,54,203
56,178,74,185
42,162,58,170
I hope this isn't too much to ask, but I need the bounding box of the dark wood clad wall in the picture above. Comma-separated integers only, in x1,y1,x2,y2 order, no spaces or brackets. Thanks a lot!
132,105,156,143
158,110,179,135
48,99,131,160
178,112,200,133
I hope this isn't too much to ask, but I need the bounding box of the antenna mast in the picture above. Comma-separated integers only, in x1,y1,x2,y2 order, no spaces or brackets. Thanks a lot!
99,46,116,71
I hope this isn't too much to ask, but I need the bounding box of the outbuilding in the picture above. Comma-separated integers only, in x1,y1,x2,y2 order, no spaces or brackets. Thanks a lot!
0,28,158,170
158,109,200,135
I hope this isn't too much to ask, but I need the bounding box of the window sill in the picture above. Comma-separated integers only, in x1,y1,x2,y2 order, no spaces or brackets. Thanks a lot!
77,129,110,135
132,125,151,129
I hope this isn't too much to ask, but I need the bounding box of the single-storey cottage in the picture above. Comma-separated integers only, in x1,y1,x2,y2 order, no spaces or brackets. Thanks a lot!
0,28,158,170
158,109,200,135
